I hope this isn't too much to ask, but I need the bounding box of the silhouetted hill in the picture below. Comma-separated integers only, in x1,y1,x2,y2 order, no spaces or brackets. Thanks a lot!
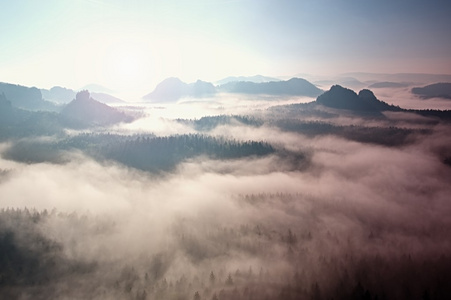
358,89,402,111
189,80,216,97
216,75,280,85
143,78,216,102
61,91,132,127
144,77,185,101
218,78,323,97
316,85,367,110
41,86,76,103
316,85,401,113
0,93,66,140
145,77,321,100
341,72,451,84
368,82,409,88
41,87,125,104
0,91,133,140
0,82,58,111
313,85,451,120
411,83,451,99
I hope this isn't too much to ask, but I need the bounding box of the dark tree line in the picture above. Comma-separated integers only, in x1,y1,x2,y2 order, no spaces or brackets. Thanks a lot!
4,133,276,172
175,113,433,147
0,209,96,299
406,109,451,121
100,134,275,172
273,119,430,146
176,115,264,132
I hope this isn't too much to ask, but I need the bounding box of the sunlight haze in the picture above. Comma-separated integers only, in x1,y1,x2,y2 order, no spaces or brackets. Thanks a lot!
2,1,451,298
1,0,450,99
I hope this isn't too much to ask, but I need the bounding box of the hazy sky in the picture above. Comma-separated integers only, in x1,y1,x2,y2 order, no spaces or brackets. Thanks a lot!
1,0,450,97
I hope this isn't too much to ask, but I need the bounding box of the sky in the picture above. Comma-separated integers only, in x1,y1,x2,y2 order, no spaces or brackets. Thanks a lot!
1,0,451,98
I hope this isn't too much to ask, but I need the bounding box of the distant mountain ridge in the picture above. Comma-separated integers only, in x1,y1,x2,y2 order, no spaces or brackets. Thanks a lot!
314,77,367,90
215,75,280,85
368,82,409,89
143,77,323,101
143,78,216,102
41,86,75,103
0,92,66,139
0,82,58,111
41,86,125,104
313,85,451,120
61,90,132,127
218,78,323,97
0,90,135,140
340,72,451,84
411,83,451,99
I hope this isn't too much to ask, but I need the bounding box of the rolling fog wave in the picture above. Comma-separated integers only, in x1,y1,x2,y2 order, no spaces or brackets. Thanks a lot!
1,126,451,299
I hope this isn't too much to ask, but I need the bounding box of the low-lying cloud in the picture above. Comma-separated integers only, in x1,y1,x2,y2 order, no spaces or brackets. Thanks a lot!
1,89,451,299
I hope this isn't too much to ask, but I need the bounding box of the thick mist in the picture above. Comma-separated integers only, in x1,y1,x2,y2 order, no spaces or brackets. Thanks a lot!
2,126,451,299
1,88,451,299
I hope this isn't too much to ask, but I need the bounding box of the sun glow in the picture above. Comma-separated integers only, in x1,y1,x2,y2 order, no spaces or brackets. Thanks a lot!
69,29,267,100
104,40,153,92
114,52,141,80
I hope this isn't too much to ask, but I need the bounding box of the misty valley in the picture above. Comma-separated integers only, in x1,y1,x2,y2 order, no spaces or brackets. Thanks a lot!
1,77,451,300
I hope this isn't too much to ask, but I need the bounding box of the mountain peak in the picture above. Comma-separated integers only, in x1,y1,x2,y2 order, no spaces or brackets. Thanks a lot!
61,90,132,127
215,75,280,85
0,82,56,111
316,85,400,113
358,89,377,100
411,82,451,99
218,77,323,97
75,90,91,102
143,78,215,102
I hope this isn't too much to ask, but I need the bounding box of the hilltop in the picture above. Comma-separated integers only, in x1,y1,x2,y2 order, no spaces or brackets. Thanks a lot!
315,85,401,113
61,90,133,127
218,77,323,97
143,77,323,101
412,83,451,99
143,78,216,102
